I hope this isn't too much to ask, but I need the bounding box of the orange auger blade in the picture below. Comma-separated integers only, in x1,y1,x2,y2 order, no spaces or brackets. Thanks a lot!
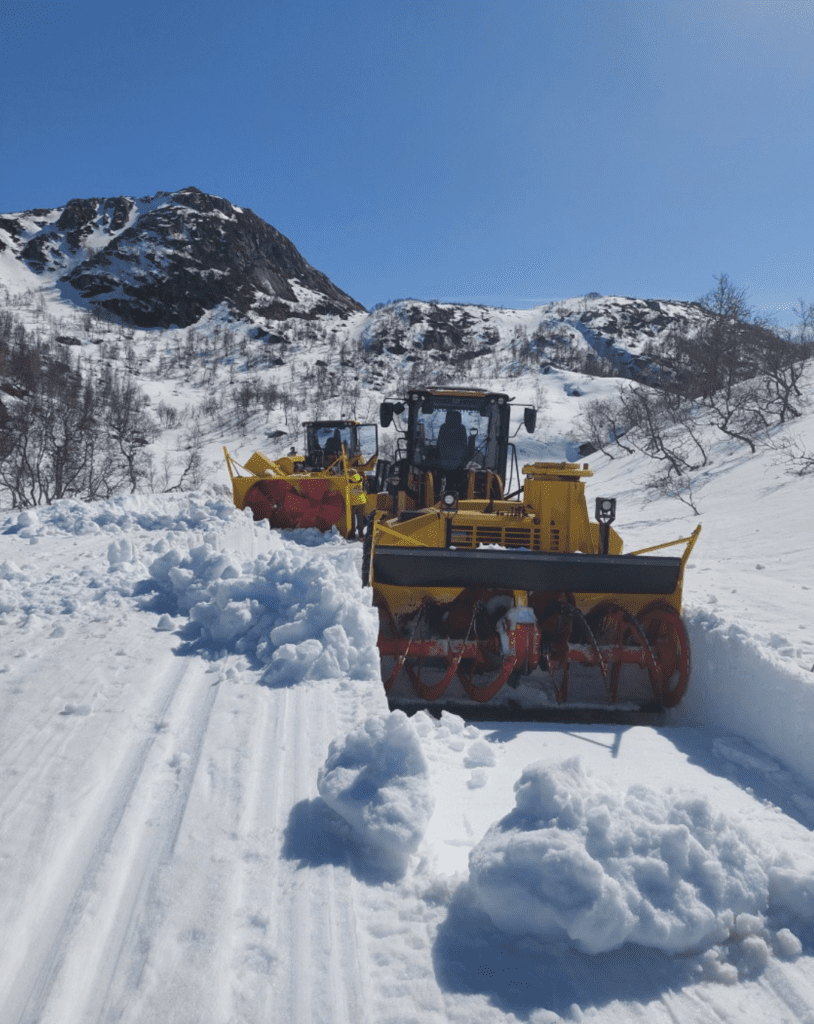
244,478,347,532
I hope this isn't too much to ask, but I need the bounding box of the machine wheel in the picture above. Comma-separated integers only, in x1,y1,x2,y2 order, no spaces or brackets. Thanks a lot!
637,602,690,708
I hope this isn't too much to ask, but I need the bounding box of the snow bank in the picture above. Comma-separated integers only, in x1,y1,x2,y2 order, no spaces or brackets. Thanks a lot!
0,489,237,537
675,608,814,783
146,530,380,686
469,757,814,957
317,711,434,870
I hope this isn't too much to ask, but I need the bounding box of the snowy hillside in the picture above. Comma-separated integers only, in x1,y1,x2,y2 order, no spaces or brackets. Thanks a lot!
2,366,814,1022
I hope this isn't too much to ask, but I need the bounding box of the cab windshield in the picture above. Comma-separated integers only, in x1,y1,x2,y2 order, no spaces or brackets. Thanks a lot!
412,400,502,473
306,424,355,463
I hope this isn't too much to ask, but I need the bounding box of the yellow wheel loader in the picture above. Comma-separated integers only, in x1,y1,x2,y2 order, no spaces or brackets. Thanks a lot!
366,388,700,710
225,419,378,537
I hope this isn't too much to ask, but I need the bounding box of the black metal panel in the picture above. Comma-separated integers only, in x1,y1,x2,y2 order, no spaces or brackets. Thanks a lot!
373,545,682,595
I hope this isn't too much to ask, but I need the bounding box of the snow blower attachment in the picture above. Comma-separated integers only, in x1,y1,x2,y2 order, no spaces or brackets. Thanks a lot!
224,420,378,537
367,389,701,710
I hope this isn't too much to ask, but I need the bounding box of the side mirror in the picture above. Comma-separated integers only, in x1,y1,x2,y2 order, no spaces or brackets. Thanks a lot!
380,402,393,428
524,407,537,433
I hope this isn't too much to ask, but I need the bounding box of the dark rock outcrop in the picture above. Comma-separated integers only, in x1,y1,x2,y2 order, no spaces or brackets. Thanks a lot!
6,187,364,329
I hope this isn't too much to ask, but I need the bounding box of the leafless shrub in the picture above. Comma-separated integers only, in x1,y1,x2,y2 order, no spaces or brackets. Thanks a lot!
157,402,180,428
619,386,710,473
646,470,701,515
764,434,814,476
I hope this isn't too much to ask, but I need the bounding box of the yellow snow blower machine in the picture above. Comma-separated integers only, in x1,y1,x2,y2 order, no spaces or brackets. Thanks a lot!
225,420,379,538
366,388,700,710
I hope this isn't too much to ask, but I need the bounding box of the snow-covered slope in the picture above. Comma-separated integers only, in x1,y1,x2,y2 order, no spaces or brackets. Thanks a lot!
2,372,814,1022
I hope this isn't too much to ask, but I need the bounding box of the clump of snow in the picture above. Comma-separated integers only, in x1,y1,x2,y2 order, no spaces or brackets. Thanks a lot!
768,861,814,923
463,738,497,768
468,757,781,955
317,711,434,870
107,538,136,566
774,928,804,959
699,946,739,984
60,703,92,716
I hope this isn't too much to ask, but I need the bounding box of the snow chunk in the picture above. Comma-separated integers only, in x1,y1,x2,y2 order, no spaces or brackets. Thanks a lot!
469,757,770,955
774,928,803,960
463,738,497,768
108,538,136,565
0,579,17,614
318,711,434,870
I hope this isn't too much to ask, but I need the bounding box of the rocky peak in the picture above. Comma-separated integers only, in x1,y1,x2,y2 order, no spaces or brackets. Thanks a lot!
2,188,364,329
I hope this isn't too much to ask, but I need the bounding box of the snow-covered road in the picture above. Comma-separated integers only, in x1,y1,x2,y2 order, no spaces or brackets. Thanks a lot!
2,481,814,1024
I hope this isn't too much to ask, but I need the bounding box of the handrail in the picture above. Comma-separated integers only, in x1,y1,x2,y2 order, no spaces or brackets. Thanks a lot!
374,520,432,547
627,524,702,560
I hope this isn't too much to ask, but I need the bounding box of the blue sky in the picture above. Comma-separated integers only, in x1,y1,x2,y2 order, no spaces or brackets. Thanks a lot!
1,0,812,322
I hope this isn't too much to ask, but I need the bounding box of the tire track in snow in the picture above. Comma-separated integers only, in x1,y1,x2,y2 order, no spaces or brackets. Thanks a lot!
226,680,370,1024
87,659,224,1024
0,626,155,827
0,644,117,824
314,687,369,1024
222,682,291,1024
284,683,369,1024
3,654,217,1024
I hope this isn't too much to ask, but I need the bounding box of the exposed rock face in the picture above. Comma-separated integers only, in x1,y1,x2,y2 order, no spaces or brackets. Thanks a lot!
2,187,364,329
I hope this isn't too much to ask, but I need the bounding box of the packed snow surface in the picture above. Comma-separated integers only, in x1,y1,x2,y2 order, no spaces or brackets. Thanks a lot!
2,373,814,1021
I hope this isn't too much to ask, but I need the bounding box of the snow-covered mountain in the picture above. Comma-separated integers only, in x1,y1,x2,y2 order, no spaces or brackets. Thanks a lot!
0,187,719,383
0,186,364,328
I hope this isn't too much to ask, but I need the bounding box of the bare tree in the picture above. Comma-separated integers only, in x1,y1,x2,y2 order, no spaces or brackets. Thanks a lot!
765,433,814,476
573,397,635,459
646,470,701,515
698,272,753,322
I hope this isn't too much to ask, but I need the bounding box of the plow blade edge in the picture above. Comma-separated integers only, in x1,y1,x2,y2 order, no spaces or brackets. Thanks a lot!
372,546,682,595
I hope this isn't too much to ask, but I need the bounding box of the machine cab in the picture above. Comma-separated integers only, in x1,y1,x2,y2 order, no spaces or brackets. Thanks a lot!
379,389,533,509
404,390,512,477
303,420,378,471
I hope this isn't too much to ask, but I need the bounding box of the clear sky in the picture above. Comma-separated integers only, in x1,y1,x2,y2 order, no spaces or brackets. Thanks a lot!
1,0,812,321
